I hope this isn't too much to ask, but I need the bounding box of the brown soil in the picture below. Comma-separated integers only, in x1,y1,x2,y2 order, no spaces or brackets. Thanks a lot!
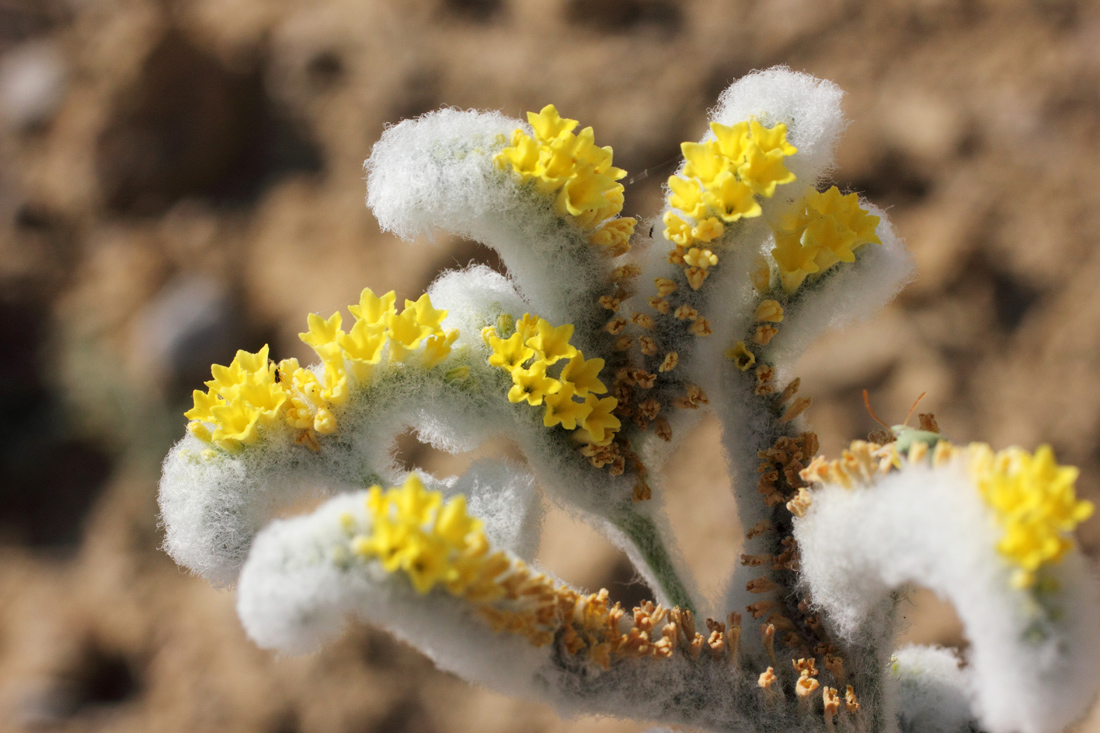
3,0,1100,730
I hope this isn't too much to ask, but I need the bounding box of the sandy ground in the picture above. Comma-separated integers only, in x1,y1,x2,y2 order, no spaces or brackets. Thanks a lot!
3,0,1100,730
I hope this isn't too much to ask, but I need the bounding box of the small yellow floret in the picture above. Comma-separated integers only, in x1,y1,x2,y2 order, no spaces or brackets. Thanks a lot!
703,171,761,223
969,443,1094,589
422,329,459,368
663,211,695,247
527,319,578,365
528,104,578,143
724,341,756,371
559,353,608,397
507,361,560,406
668,176,707,220
737,141,796,197
542,383,593,430
579,394,620,446
692,217,725,243
339,320,387,379
684,248,718,270
488,332,535,371
754,300,784,323
589,217,636,254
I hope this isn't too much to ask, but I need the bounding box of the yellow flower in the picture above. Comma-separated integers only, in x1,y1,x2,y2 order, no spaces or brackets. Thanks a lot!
589,217,636,254
507,361,561,406
559,354,608,397
387,307,435,357
683,248,718,270
527,319,578,365
663,212,695,247
691,217,725,243
422,329,459,368
300,312,345,355
488,332,535,371
495,133,541,179
528,104,578,144
392,474,442,522
352,475,496,596
435,495,482,546
542,383,593,430
681,140,729,184
737,142,796,197
969,444,1094,589
184,389,221,424
278,359,333,432
710,120,750,162
557,171,618,217
496,105,630,240
405,293,448,331
668,176,707,220
339,319,387,380
749,120,797,157
401,532,454,594
349,289,397,326
514,313,539,341
578,394,620,446
702,170,761,222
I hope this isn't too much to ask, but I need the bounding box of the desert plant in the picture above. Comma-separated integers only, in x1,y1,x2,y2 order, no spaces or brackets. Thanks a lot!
159,67,1100,733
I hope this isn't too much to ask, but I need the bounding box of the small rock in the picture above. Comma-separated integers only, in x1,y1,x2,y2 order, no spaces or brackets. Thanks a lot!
0,41,67,131
132,274,239,390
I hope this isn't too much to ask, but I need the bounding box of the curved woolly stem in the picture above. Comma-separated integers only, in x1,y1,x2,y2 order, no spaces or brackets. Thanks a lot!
795,449,1100,733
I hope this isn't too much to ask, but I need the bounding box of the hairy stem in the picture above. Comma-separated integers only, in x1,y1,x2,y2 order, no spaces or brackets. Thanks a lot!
611,510,696,612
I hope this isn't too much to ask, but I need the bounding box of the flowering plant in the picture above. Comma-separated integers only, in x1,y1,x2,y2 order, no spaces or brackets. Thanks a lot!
159,68,1100,733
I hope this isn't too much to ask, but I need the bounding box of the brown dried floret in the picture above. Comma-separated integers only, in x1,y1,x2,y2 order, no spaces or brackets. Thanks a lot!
610,264,641,282
654,277,678,296
598,295,620,311
674,304,698,321
647,296,670,314
654,418,672,442
605,316,628,335
689,316,713,336
753,324,779,345
686,266,708,290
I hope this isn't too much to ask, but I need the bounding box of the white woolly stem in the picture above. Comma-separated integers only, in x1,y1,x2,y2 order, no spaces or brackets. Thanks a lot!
794,461,1100,733
365,108,615,345
237,491,803,732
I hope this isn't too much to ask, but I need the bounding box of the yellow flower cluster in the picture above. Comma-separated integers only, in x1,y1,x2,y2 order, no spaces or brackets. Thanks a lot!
495,104,636,256
664,120,797,289
770,186,881,294
484,314,620,445
969,444,1094,589
185,289,458,451
185,346,288,449
348,474,509,596
345,476,683,667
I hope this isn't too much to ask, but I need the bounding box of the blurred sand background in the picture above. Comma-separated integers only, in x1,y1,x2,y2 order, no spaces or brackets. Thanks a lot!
3,0,1100,730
